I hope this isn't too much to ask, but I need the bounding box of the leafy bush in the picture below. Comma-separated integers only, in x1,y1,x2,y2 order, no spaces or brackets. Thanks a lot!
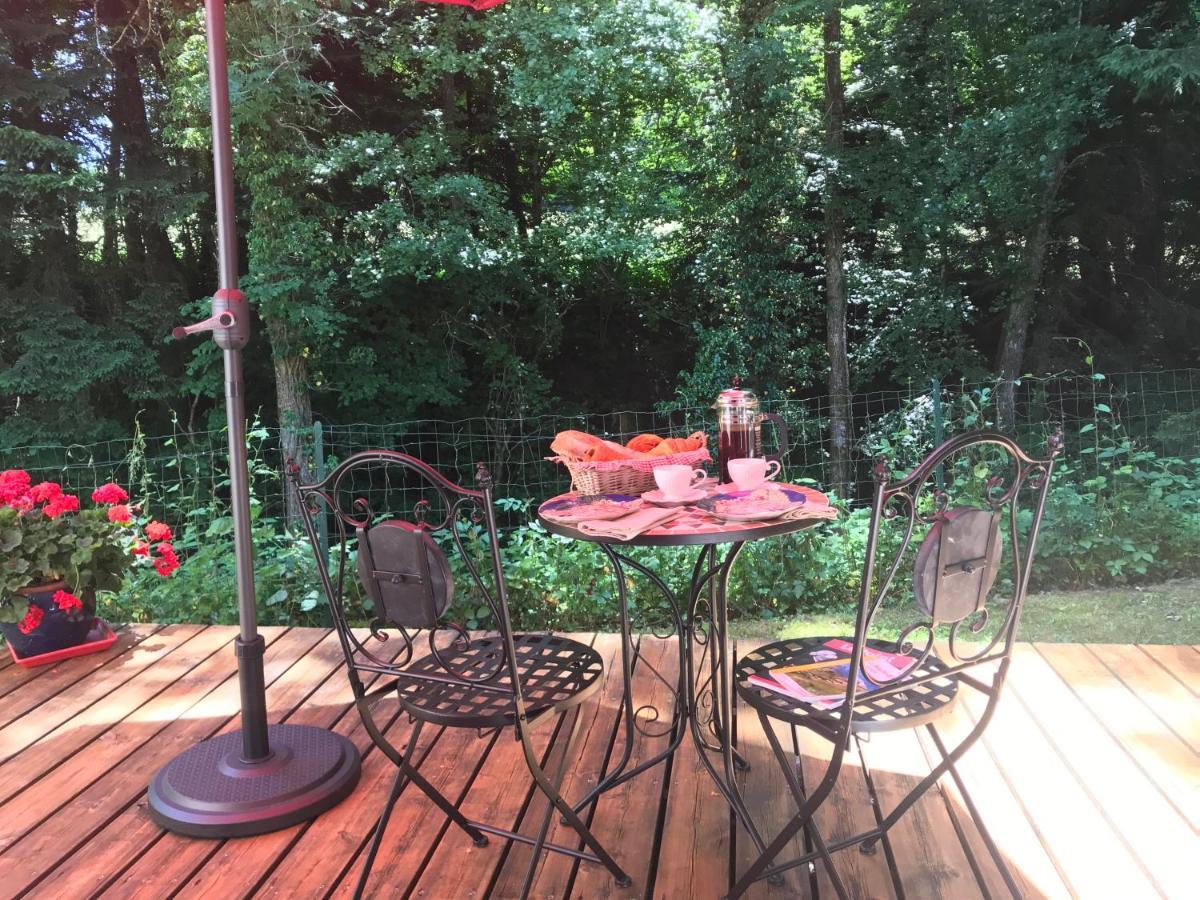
106,508,330,627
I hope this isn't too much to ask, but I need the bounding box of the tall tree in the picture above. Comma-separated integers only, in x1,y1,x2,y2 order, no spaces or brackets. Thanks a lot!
823,0,852,495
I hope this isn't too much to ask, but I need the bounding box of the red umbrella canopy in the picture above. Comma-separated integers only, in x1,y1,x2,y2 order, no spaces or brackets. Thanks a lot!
417,0,510,9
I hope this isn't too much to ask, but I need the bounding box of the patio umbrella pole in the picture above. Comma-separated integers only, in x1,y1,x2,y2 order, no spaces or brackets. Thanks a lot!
147,0,360,838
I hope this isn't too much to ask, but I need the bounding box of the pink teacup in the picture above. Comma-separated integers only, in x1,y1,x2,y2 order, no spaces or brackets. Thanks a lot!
653,465,708,499
727,457,781,491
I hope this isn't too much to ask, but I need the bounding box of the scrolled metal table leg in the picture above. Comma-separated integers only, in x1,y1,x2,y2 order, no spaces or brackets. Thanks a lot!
685,542,766,858
571,544,689,813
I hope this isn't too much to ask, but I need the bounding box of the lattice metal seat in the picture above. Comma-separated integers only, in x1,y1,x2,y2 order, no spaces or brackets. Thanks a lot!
398,633,603,728
736,636,958,736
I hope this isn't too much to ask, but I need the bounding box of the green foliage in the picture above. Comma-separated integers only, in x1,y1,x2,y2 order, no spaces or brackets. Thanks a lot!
110,514,330,627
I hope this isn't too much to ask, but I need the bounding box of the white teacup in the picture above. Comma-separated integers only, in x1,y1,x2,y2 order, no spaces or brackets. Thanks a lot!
727,457,781,491
653,465,708,499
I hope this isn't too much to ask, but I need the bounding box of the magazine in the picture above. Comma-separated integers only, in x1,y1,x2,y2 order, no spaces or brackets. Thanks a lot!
745,640,916,709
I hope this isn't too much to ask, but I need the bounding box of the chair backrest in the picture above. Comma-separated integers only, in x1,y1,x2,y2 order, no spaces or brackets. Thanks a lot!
839,430,1062,707
288,451,525,702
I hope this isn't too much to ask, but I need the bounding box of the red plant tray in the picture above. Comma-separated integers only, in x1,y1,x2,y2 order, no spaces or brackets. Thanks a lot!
7,618,119,668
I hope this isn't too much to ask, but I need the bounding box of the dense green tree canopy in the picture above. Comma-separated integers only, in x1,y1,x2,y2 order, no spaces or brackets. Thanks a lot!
0,0,1196,446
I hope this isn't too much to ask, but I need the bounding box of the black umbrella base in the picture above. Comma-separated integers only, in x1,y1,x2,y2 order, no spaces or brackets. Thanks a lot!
148,724,361,838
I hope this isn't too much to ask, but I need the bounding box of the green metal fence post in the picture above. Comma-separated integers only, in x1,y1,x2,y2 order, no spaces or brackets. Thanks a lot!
931,377,944,490
312,421,329,562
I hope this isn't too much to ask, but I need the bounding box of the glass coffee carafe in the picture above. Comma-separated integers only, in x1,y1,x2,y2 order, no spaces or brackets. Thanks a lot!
713,378,790,484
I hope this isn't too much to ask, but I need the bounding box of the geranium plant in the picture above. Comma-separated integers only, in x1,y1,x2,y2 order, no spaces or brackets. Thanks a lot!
0,469,179,630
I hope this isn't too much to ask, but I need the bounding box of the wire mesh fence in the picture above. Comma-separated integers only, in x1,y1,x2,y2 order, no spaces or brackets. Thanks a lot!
2,368,1197,531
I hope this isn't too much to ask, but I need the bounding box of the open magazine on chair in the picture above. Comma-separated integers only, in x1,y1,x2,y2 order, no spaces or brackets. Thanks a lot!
746,639,917,709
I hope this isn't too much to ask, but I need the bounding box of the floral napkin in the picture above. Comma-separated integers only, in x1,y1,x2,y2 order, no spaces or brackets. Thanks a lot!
576,506,683,540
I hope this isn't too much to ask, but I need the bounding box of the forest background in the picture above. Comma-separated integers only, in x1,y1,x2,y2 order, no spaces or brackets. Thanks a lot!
2,0,1199,630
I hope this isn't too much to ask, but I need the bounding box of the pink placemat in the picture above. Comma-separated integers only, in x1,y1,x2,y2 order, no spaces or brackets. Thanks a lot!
540,483,835,539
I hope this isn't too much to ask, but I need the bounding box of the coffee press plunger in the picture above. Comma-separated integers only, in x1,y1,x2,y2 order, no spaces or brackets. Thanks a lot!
713,377,789,483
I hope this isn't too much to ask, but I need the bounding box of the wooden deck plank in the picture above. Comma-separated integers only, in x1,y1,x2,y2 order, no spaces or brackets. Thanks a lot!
0,647,55,700
857,725,984,899
912,698,1072,900
1138,644,1200,696
21,629,344,900
0,631,1190,899
0,625,234,809
1035,642,1199,832
568,637,680,900
1089,644,1200,753
397,634,600,900
98,630,348,900
251,712,448,899
0,624,161,729
0,627,317,898
488,633,625,899
652,641,731,900
957,660,1158,899
0,624,206,774
1008,645,1195,898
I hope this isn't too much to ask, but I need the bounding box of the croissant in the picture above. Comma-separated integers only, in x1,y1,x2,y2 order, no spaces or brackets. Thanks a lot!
550,430,606,461
648,432,706,455
588,440,642,462
626,433,664,454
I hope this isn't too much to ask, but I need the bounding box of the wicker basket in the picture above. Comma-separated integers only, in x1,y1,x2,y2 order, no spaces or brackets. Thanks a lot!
552,442,712,496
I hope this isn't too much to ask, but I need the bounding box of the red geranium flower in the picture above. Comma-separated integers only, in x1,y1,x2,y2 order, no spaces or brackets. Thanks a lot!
145,520,172,542
42,493,80,518
17,604,44,635
132,540,150,557
154,541,180,577
107,504,133,524
0,469,31,488
30,482,62,503
0,469,32,506
52,590,83,614
91,483,129,504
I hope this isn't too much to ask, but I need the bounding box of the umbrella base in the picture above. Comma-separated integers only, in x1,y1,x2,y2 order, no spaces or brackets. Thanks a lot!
148,723,361,838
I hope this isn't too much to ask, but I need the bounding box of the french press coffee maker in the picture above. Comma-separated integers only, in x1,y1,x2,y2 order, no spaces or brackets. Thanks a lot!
713,378,790,483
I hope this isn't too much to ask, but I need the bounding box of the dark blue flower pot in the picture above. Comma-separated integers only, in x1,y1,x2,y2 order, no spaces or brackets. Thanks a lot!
1,582,96,660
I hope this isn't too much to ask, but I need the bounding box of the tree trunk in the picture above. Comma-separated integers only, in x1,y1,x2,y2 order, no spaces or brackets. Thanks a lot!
995,212,1053,431
100,0,179,281
823,3,853,498
267,318,314,529
995,149,1069,431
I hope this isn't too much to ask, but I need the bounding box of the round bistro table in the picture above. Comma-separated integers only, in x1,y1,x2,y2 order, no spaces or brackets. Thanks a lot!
538,484,834,858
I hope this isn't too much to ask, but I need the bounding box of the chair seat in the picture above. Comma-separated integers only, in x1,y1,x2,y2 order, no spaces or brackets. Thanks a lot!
396,633,603,728
736,636,959,735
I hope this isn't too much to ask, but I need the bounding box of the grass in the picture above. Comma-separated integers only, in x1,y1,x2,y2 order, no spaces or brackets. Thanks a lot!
733,578,1200,645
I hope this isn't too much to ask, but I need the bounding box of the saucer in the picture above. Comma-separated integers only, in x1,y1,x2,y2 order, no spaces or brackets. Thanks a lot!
642,487,706,506
715,481,775,493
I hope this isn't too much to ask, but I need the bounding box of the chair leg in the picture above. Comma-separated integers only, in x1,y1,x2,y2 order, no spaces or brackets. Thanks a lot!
354,762,407,900
927,724,1022,899
519,712,632,888
757,714,850,900
355,716,429,900
519,705,586,897
728,724,850,900
361,706,490,851
864,695,998,849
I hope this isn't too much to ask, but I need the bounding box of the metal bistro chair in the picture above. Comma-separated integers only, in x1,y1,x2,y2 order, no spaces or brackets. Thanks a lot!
289,451,630,898
729,431,1062,899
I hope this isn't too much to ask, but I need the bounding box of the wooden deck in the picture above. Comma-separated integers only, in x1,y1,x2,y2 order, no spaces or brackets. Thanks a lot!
0,627,1195,899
